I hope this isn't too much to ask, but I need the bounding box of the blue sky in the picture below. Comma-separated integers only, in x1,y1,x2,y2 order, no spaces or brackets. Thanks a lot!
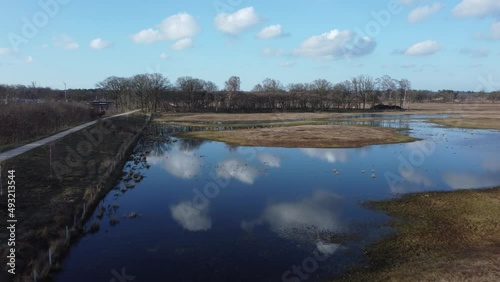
0,0,499,91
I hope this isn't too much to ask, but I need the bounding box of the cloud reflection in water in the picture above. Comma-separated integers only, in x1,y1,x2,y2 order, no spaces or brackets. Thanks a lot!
170,201,212,231
149,152,202,179
216,159,260,184
301,149,349,163
242,190,343,241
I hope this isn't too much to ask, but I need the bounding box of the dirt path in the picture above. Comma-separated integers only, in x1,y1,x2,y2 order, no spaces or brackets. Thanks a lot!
0,110,140,162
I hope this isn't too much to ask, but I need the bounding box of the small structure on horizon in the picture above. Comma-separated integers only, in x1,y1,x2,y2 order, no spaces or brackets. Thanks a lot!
89,99,113,112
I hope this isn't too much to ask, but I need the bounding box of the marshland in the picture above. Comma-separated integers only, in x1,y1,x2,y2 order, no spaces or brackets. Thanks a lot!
1,75,500,282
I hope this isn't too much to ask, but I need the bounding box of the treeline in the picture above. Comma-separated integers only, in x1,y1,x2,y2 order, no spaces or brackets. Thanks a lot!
0,102,99,147
2,75,498,114
94,74,415,112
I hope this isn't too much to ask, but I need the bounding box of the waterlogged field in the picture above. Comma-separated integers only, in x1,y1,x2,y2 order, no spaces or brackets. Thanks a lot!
54,116,500,281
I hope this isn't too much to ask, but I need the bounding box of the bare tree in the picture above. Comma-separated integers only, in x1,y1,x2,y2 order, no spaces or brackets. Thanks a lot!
376,75,397,105
287,83,309,93
398,78,411,108
225,76,241,93
252,83,264,92
203,81,219,93
96,76,130,110
224,76,240,109
262,78,284,93
310,79,332,94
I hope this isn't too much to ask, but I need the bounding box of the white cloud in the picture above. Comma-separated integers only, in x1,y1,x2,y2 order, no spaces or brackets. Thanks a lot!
25,56,34,63
40,44,49,48
257,24,287,39
452,0,500,18
294,29,376,60
279,62,295,68
460,48,489,57
261,47,284,57
316,242,341,256
171,37,193,50
301,148,349,163
404,40,441,56
257,153,281,168
131,13,200,44
53,34,79,50
216,159,259,185
492,21,500,40
214,7,259,35
170,201,212,232
241,190,344,240
90,38,112,49
443,172,500,190
482,156,500,172
408,3,442,23
148,153,202,179
0,48,15,55
160,53,169,60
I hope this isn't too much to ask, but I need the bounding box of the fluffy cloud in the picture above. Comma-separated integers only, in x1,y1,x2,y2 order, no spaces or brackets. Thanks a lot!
171,37,193,50
25,56,34,63
216,159,259,185
53,34,79,50
160,53,169,60
241,190,344,240
492,21,500,40
301,148,349,163
452,0,500,18
408,3,442,23
404,40,441,56
170,202,212,232
148,153,202,179
389,171,434,194
0,48,15,55
316,242,341,256
90,38,112,49
257,24,287,39
294,29,376,59
443,172,500,190
131,13,200,44
460,48,489,57
214,7,259,35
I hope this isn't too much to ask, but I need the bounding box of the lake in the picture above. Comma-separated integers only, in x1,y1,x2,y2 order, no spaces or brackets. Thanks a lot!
54,116,500,282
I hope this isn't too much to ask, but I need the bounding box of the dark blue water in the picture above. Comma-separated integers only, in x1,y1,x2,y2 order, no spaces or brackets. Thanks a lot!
54,117,500,282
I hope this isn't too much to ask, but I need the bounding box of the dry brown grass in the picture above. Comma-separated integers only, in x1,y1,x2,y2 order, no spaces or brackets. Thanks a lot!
408,103,500,130
336,188,500,282
159,112,351,122
177,125,416,148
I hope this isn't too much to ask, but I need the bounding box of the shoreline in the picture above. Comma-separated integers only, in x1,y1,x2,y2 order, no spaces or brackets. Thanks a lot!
335,187,500,281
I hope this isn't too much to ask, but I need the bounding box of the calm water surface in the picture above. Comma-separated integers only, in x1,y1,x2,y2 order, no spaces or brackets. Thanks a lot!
55,116,500,282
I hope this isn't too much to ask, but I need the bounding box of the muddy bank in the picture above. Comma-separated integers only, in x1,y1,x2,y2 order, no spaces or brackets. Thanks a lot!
335,187,500,281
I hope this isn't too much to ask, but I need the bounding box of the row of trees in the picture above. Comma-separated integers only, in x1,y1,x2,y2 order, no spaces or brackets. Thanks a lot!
2,75,498,113
94,74,415,112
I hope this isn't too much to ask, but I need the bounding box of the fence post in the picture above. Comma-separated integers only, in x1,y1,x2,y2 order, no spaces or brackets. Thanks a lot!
48,248,52,266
